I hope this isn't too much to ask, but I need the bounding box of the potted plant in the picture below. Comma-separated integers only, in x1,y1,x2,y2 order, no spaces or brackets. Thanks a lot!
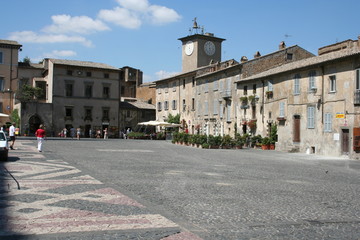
234,136,244,149
221,135,233,149
201,143,210,149
248,95,256,105
269,124,277,150
261,137,270,150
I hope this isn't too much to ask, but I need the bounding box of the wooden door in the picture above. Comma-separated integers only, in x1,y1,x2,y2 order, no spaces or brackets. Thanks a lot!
293,115,301,143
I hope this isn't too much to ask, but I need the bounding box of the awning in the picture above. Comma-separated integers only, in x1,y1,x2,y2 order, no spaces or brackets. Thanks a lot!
0,113,9,117
138,121,181,127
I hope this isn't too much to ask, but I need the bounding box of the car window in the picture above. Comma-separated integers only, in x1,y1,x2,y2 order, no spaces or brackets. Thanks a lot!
0,133,6,140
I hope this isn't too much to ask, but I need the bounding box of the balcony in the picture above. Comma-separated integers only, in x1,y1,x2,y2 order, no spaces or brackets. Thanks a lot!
221,90,232,99
355,90,360,105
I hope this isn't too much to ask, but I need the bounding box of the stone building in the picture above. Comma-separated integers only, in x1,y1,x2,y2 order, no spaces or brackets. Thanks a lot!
0,40,22,125
18,58,123,137
155,28,314,137
236,37,360,158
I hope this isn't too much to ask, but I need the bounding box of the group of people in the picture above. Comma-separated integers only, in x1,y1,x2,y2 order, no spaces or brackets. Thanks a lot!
59,127,81,140
2,123,45,152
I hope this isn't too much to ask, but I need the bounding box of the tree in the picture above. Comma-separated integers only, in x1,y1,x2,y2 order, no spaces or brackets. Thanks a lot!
10,109,20,126
16,84,43,102
167,113,180,124
22,56,31,64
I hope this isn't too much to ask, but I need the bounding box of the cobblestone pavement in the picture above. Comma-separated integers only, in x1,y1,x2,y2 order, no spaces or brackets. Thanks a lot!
0,140,202,240
2,138,360,239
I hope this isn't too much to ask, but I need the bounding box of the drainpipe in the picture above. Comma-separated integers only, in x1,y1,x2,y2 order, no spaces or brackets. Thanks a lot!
321,66,325,124
261,79,265,125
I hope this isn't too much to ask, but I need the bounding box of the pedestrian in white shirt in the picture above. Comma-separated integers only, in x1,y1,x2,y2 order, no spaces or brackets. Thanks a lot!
9,123,16,150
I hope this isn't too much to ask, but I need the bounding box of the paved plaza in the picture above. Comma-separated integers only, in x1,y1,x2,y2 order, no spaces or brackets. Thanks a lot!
1,138,360,239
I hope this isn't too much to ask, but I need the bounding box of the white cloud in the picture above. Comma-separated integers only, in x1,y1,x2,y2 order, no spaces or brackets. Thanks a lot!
42,15,110,35
43,50,77,58
8,31,93,47
148,5,181,25
155,70,179,80
98,7,141,29
98,0,181,29
116,0,149,12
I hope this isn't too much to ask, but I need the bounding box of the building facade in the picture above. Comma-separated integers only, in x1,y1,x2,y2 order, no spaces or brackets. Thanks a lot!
236,37,360,158
0,40,22,125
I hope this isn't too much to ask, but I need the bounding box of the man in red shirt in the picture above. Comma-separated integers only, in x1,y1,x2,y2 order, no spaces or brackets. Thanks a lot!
35,124,46,152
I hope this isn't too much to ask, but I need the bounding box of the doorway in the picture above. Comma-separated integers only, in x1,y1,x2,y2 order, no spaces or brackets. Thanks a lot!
342,129,350,155
293,115,301,143
28,115,42,135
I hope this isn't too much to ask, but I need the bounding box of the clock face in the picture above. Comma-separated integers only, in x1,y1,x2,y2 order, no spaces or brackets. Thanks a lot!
204,41,215,56
185,41,194,56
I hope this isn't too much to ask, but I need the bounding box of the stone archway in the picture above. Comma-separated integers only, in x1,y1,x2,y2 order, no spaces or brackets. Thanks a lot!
28,115,42,135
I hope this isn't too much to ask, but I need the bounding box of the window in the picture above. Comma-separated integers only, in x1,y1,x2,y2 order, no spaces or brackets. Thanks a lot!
18,78,29,89
267,80,273,91
279,102,285,117
126,110,131,118
204,101,208,116
294,74,300,95
0,52,3,64
65,107,73,120
0,102,3,113
287,53,293,60
219,103,224,119
103,86,110,98
244,86,248,95
226,102,231,122
192,98,195,111
164,84,168,93
157,102,162,111
102,108,110,121
307,106,315,129
164,101,169,110
309,71,316,90
219,79,223,92
213,100,218,115
172,82,176,92
157,87,161,94
197,100,201,116
182,99,186,111
213,79,218,91
253,84,257,94
329,75,336,92
104,73,109,78
86,72,92,77
35,81,46,100
182,79,186,88
192,77,195,87
172,100,177,110
356,69,360,90
65,83,73,97
204,80,209,93
85,84,92,98
0,77,4,91
324,113,332,132
67,70,73,76
121,86,125,95
84,108,92,121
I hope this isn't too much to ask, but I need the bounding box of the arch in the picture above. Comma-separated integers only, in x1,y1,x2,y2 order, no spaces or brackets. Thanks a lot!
28,115,42,135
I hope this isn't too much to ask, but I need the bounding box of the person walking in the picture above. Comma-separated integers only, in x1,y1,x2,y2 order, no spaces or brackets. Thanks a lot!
9,122,16,150
35,124,46,152
103,128,108,139
76,127,81,140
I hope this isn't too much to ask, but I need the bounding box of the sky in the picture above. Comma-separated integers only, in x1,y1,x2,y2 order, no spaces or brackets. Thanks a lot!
1,0,359,82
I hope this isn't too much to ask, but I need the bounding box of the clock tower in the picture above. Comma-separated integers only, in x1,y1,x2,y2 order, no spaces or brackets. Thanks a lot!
179,19,225,72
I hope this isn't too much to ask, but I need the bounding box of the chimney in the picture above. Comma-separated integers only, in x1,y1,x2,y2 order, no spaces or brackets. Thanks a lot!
279,41,286,50
240,56,248,63
358,35,360,49
254,51,261,58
